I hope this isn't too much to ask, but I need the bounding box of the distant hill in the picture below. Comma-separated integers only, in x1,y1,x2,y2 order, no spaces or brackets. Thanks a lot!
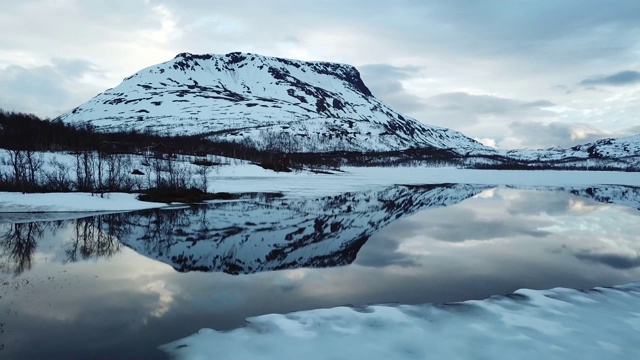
502,135,640,170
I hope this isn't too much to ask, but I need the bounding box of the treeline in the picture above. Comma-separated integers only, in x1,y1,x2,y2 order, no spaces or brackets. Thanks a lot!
3,109,636,175
0,109,466,168
0,109,340,168
473,162,640,172
0,109,213,152
0,149,212,194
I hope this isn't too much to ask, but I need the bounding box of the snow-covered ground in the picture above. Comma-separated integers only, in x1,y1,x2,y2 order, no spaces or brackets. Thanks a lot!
161,282,640,360
2,148,640,212
0,192,166,215
211,165,640,198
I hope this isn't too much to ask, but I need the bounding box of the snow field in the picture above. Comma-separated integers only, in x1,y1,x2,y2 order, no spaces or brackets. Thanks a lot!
161,283,640,360
2,149,640,213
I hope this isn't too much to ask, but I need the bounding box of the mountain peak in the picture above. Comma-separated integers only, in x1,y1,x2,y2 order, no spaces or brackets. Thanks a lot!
166,51,373,97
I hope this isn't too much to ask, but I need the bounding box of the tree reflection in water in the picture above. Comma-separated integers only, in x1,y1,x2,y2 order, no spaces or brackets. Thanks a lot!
0,222,43,275
63,214,128,264
0,213,135,275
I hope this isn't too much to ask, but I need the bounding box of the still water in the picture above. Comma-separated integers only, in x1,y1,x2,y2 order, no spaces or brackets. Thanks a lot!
1,184,639,359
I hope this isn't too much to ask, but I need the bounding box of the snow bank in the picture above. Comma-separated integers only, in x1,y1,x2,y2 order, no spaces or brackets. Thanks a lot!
161,282,640,360
0,192,166,214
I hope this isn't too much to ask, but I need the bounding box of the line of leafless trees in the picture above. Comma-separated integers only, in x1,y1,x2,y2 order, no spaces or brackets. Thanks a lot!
0,149,213,194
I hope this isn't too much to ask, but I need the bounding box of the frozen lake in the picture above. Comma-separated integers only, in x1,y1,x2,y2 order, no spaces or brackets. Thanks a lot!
1,184,640,359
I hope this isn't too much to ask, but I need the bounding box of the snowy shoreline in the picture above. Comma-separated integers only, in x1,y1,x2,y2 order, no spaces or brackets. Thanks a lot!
161,282,640,360
0,192,167,214
2,167,640,214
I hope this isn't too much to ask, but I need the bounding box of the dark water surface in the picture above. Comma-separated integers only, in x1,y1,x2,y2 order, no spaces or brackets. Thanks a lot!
1,184,639,359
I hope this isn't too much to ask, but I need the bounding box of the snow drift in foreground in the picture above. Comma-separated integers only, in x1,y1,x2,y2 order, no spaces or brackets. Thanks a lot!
161,282,640,360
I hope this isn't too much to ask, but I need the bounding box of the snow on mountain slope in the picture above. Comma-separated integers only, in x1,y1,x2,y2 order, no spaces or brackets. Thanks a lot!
104,184,488,274
57,52,494,155
504,134,640,169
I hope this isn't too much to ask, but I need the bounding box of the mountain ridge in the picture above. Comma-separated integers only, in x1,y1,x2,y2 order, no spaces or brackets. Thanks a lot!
502,134,640,170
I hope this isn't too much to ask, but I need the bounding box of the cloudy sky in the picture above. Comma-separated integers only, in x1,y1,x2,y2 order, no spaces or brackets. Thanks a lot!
1,0,640,149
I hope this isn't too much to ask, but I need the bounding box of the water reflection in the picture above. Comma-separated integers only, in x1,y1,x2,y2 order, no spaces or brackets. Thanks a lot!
112,183,490,274
64,216,124,264
0,215,128,276
0,222,42,275
2,184,640,277
2,184,640,360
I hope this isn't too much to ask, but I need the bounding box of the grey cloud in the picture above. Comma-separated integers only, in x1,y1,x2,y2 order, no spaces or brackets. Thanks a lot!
359,64,425,113
0,1,157,50
523,100,555,107
574,251,640,269
2,0,640,139
508,121,611,149
282,36,301,44
412,1,640,62
0,64,70,114
623,125,640,135
507,191,573,216
428,219,551,242
360,64,421,79
427,92,554,116
414,92,555,130
406,207,552,243
354,233,420,268
355,218,424,268
51,58,101,79
579,70,640,86
149,0,640,84
0,59,104,116
177,1,640,60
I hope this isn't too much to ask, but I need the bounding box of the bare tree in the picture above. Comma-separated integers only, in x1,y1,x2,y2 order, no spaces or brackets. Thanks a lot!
75,151,97,192
8,149,26,191
24,149,43,191
197,162,212,193
44,158,73,191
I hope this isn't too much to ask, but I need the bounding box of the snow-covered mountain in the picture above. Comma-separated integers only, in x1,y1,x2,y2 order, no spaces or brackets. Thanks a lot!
105,184,488,274
503,134,640,170
57,52,494,155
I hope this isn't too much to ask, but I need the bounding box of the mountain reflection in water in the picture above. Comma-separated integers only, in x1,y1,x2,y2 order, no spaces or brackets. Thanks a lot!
2,183,639,277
